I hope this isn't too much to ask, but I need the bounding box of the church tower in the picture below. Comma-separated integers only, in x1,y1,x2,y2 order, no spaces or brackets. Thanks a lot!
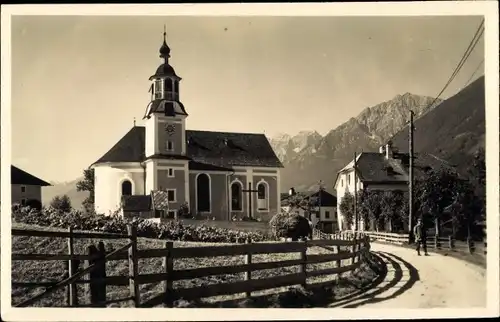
144,26,188,159
143,27,190,206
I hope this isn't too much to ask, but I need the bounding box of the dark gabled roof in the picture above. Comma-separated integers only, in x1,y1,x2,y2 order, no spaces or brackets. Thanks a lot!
280,190,337,207
186,130,283,168
93,127,145,165
92,126,284,169
121,195,151,212
11,166,51,186
334,151,459,188
307,190,337,207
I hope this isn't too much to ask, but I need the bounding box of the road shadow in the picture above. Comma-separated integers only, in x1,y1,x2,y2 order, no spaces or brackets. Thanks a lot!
333,251,420,308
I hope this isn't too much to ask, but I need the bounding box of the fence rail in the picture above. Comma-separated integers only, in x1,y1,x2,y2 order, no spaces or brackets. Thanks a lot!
12,225,371,308
352,230,487,256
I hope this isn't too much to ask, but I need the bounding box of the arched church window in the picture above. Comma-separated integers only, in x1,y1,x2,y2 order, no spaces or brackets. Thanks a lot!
196,174,211,213
231,182,243,211
257,181,269,211
122,180,132,196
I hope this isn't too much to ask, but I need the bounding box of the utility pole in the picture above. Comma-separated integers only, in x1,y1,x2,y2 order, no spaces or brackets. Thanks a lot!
408,110,415,244
318,180,323,230
353,152,358,232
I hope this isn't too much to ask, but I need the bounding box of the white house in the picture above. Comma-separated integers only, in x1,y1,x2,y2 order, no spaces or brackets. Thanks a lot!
334,141,454,231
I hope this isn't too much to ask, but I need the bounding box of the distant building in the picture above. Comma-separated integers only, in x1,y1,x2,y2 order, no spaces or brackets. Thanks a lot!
90,29,283,221
11,165,51,206
281,188,338,233
334,141,455,231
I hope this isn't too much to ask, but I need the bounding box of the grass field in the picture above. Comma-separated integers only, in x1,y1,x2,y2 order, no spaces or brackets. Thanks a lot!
10,223,377,308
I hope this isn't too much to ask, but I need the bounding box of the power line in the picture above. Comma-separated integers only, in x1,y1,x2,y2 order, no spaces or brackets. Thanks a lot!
461,58,484,90
425,19,484,109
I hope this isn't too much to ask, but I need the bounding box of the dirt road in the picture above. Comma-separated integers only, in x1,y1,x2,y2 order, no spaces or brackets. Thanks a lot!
330,242,486,309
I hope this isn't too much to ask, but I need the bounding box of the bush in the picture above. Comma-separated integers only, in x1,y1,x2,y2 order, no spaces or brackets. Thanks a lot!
50,195,72,213
12,206,271,244
178,202,190,218
269,212,311,241
25,199,42,211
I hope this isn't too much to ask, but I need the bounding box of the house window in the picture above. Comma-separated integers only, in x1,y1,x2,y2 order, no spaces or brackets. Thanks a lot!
325,211,330,219
166,141,174,152
347,174,351,185
257,181,269,211
168,168,174,177
121,180,132,196
231,181,243,211
167,210,177,218
21,186,26,193
21,198,27,206
166,189,176,203
154,79,163,99
341,179,343,187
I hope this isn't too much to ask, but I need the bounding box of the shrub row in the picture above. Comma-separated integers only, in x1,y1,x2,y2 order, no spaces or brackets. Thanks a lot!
11,205,273,243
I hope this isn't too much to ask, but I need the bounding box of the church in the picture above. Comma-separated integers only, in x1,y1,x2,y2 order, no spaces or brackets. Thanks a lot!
90,30,283,222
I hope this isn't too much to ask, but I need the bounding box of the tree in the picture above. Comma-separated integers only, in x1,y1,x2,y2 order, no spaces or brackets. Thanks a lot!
50,195,72,213
358,190,383,231
444,178,484,240
415,167,482,238
339,191,355,230
76,167,95,214
380,190,406,232
466,148,486,215
286,192,319,220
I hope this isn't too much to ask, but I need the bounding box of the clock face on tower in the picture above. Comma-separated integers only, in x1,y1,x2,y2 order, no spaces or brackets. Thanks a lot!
165,124,175,136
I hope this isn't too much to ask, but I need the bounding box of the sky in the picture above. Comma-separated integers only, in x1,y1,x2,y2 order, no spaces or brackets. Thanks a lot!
10,15,484,183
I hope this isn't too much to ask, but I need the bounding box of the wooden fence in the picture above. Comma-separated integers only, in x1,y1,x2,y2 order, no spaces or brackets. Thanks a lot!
12,225,371,308
355,230,487,256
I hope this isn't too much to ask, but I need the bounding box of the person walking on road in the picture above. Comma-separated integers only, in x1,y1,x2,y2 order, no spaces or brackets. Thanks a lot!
414,218,429,256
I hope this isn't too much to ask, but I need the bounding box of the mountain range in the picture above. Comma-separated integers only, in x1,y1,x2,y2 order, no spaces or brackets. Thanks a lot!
43,76,485,208
271,92,444,192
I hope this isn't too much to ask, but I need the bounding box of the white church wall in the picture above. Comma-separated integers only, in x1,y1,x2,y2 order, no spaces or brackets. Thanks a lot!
94,165,145,216
145,116,157,158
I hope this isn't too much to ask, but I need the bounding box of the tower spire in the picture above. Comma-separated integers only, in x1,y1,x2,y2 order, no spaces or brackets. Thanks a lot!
159,24,171,62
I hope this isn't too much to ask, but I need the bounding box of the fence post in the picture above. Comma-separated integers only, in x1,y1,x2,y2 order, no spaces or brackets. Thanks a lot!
96,241,107,306
244,238,252,298
299,240,307,289
87,244,100,306
128,224,140,307
66,227,78,306
448,236,454,250
163,241,174,307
